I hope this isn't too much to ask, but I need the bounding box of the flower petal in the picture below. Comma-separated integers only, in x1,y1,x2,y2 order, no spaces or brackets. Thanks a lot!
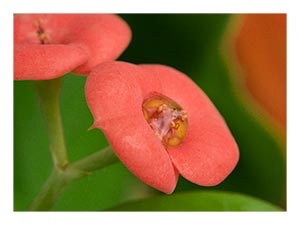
70,14,132,75
103,118,178,194
14,44,88,80
85,62,143,126
14,14,131,79
14,14,77,44
141,65,239,186
85,61,178,193
233,14,286,130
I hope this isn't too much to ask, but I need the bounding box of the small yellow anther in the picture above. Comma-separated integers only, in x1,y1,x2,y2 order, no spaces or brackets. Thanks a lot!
142,92,188,148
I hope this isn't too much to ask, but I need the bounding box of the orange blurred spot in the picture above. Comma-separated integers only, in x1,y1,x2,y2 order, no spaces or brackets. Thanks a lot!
234,14,286,132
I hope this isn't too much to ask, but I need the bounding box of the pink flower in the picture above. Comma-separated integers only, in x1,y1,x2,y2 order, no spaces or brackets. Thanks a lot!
85,61,239,194
14,14,131,80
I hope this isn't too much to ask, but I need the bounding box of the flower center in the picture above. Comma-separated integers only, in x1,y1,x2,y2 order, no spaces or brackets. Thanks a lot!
142,93,188,147
35,20,50,44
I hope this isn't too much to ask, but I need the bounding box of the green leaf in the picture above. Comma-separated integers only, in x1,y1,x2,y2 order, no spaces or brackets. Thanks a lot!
109,191,282,211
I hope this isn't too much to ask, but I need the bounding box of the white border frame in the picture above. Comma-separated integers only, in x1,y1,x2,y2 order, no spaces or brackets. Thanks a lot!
1,1,298,225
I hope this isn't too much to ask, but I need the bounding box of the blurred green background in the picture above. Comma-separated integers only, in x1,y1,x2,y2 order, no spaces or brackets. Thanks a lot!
14,14,286,211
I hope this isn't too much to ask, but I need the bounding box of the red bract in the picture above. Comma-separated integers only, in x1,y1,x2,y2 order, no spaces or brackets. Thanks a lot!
14,14,131,80
85,61,239,194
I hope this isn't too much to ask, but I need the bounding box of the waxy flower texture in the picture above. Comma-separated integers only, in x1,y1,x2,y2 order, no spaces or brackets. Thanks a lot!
85,61,239,194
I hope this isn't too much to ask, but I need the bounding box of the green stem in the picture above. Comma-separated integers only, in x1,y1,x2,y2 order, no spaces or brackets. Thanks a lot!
28,168,73,211
29,146,119,211
34,78,68,169
72,146,118,172
31,77,120,211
